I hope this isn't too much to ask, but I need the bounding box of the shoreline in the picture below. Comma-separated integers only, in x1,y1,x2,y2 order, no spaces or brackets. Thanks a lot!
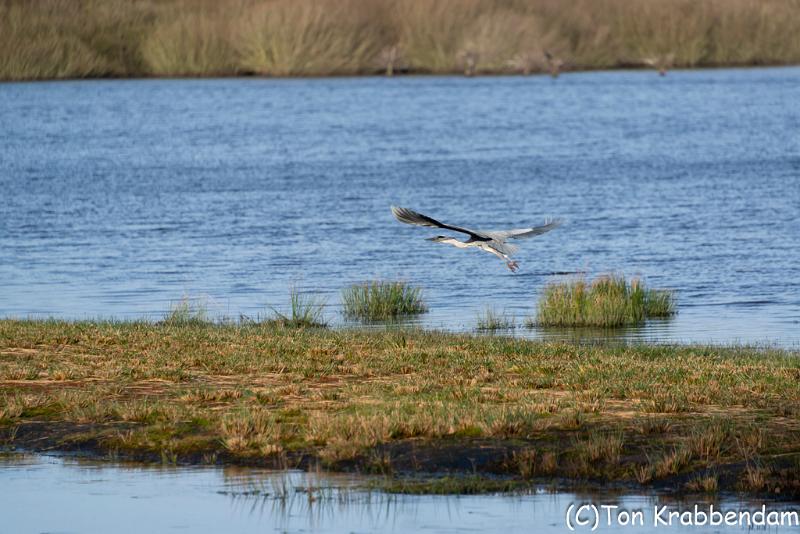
2,63,799,84
1,320,799,497
3,425,800,499
2,444,798,502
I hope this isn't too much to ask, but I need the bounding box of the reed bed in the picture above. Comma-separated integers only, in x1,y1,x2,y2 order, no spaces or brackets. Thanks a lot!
533,275,675,327
341,280,427,321
3,0,800,80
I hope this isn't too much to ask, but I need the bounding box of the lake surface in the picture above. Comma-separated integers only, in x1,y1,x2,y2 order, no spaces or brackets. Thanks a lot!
1,454,798,534
1,69,799,347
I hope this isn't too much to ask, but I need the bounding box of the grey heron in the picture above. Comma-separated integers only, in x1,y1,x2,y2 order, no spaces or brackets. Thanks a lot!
543,50,564,78
643,53,675,76
391,206,562,272
379,45,401,76
457,47,479,76
506,51,537,75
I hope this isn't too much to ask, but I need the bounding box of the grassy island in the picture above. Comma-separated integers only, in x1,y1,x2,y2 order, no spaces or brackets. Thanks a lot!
535,275,675,327
1,319,799,496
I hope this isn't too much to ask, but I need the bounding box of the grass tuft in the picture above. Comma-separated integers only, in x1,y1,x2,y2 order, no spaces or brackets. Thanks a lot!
685,473,719,493
476,307,515,331
162,297,209,326
532,275,676,328
266,289,327,328
341,281,427,321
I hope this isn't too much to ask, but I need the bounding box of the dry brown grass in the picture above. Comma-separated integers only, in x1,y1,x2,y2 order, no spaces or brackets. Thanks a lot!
742,462,771,491
2,0,800,80
652,446,694,478
685,473,718,493
0,0,153,80
142,8,240,76
237,0,392,76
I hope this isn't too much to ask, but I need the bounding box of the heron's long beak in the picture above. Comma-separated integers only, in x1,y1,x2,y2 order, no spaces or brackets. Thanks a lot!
425,237,438,241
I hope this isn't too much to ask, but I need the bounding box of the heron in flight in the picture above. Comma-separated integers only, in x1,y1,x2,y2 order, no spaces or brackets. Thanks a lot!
391,206,561,272
543,50,565,78
643,53,675,76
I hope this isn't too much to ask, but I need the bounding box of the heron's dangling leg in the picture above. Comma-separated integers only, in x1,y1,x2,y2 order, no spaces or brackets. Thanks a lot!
506,260,519,272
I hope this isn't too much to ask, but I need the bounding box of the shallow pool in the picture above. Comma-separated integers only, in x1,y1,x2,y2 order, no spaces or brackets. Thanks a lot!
1,454,798,533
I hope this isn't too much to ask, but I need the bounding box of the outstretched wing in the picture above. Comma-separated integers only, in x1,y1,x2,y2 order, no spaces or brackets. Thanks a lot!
481,219,562,241
391,206,489,239
488,240,519,257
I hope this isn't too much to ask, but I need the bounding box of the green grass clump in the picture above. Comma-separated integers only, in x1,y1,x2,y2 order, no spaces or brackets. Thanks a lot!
266,289,327,328
645,288,676,317
533,275,676,328
162,297,209,326
475,307,515,331
341,281,427,321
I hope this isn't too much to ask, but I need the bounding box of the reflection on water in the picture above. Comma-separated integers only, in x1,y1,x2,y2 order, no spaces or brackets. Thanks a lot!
1,68,799,347
1,454,798,533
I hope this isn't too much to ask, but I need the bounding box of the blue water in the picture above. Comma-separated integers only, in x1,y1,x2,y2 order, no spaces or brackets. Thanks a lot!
1,68,799,346
1,454,798,534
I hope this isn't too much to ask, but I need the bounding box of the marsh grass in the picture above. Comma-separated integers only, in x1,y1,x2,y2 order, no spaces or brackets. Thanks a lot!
219,409,283,454
141,8,239,76
266,289,327,328
653,446,694,478
645,288,676,317
163,297,209,326
475,307,515,331
685,473,719,493
1,320,799,495
237,0,390,76
4,0,800,80
574,431,624,465
341,281,426,321
533,275,676,328
378,476,523,495
742,462,770,491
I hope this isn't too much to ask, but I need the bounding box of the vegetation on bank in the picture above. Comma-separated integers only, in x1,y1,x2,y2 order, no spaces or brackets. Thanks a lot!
476,307,515,331
342,281,427,321
266,289,327,328
1,320,799,496
162,297,210,326
533,275,676,327
2,0,800,81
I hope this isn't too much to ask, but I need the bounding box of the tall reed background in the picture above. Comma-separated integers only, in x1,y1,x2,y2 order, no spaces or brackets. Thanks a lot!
2,0,800,80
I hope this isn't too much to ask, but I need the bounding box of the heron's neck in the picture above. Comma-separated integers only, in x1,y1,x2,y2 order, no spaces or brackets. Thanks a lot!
441,237,470,248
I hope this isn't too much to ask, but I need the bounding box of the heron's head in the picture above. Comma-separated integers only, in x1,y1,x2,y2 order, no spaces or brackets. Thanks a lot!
426,235,449,243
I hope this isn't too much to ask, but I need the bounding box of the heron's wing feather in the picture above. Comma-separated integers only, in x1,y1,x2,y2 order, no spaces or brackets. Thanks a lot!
391,206,488,239
488,241,519,257
481,219,562,241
